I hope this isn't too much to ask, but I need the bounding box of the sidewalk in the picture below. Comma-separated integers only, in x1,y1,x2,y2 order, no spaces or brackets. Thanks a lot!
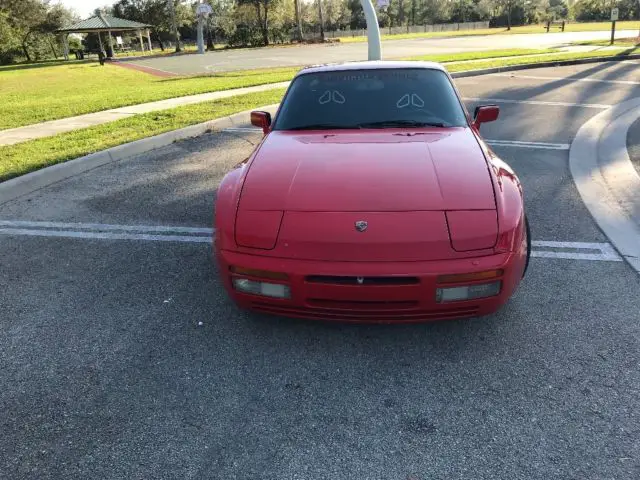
0,81,290,147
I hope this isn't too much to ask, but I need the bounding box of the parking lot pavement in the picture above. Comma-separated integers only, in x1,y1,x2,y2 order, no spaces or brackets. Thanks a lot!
122,30,639,75
1,63,640,479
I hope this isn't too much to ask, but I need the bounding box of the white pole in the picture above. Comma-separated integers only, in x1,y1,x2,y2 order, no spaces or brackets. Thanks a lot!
138,29,145,53
197,14,205,54
360,0,381,60
147,29,153,52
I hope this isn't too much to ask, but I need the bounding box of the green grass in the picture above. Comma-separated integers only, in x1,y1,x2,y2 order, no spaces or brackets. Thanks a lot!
0,49,552,130
0,88,287,182
404,48,557,62
443,46,640,72
0,62,298,130
571,37,640,47
339,21,640,43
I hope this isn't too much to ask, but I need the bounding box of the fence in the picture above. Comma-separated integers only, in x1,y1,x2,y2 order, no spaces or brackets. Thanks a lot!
155,20,493,49
304,21,490,40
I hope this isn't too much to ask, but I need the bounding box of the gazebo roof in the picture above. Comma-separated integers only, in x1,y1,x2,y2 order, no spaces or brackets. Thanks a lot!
56,14,151,33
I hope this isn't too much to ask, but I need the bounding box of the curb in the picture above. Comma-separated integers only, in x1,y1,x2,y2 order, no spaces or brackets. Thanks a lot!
569,97,640,275
0,104,279,206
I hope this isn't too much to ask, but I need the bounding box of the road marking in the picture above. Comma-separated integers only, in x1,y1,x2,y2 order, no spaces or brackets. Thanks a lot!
0,220,212,234
489,73,640,86
115,61,177,77
0,220,625,262
487,140,570,150
463,97,610,109
532,241,622,261
220,128,570,150
0,228,212,243
222,127,261,133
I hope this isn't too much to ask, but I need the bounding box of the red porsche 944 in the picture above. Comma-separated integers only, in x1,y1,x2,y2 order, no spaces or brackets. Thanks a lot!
214,61,530,323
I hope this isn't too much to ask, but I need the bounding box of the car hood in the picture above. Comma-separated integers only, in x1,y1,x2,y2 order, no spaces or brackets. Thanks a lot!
238,128,496,212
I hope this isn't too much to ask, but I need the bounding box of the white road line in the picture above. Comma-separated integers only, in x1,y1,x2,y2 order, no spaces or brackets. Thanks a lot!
532,240,622,261
222,127,261,133
489,73,640,86
0,220,212,234
0,228,212,243
487,140,570,150
0,222,625,263
463,97,611,109
531,251,622,261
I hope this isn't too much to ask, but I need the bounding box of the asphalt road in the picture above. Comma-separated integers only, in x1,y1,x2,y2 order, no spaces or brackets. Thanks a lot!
126,29,639,75
1,62,640,479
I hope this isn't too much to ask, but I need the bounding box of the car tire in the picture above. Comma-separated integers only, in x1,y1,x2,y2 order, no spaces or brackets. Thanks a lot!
523,214,531,278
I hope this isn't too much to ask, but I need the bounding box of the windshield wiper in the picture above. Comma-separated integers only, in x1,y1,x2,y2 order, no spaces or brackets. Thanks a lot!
358,120,448,128
286,123,360,131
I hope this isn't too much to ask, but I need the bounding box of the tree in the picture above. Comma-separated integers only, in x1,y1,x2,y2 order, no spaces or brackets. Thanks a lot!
237,0,279,45
0,0,76,63
502,0,516,29
317,0,325,40
112,0,192,51
293,0,303,41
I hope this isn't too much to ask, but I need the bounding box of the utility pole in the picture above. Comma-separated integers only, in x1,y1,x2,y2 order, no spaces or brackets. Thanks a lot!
167,0,181,52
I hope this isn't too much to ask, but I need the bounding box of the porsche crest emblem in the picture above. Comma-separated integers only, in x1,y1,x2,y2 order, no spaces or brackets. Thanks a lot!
354,220,368,232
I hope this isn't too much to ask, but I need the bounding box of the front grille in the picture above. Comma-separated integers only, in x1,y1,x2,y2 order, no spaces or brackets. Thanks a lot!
305,275,420,286
308,299,419,310
250,302,479,322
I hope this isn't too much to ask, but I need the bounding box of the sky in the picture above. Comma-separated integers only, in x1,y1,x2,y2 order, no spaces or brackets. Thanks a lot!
57,0,111,19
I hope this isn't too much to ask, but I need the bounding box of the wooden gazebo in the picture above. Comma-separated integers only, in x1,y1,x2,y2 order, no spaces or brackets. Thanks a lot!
56,13,153,59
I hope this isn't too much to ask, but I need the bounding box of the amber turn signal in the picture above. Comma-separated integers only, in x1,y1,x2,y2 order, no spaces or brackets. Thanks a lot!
437,269,503,284
230,266,289,280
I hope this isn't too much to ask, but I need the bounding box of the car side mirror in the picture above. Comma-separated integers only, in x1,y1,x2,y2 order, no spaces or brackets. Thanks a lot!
473,105,499,130
251,111,272,134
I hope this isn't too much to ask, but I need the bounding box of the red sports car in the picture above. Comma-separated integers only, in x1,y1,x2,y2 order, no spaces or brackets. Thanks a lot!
214,61,530,323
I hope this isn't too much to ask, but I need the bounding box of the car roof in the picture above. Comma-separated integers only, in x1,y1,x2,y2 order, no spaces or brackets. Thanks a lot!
296,60,447,77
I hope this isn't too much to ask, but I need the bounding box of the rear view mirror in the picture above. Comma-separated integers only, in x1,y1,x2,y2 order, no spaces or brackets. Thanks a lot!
473,105,499,129
250,111,272,134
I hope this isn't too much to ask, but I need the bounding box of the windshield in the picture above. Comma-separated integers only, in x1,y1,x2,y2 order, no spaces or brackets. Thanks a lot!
273,68,469,131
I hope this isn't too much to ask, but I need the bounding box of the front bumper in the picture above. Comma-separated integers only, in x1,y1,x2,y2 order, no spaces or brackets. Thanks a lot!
216,249,525,323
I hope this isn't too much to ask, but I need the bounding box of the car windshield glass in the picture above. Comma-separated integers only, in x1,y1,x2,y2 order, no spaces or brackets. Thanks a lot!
273,68,468,130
